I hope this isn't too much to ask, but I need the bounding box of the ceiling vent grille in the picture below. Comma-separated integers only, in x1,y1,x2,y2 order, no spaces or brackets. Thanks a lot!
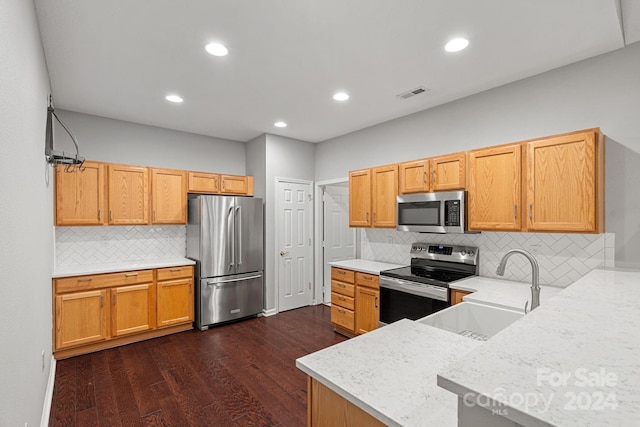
396,86,429,99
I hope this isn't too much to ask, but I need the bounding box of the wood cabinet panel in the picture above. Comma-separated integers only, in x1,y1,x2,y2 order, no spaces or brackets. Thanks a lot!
188,171,220,194
525,130,601,232
330,305,355,332
468,144,522,231
399,159,429,194
451,289,472,305
111,283,155,337
330,292,355,311
55,161,105,225
331,267,355,283
431,152,467,191
355,286,379,335
55,270,154,293
371,164,398,227
107,164,149,225
331,280,355,298
355,272,379,289
308,377,386,427
157,278,193,328
220,174,249,195
151,168,187,224
55,289,109,349
156,265,194,281
348,169,371,227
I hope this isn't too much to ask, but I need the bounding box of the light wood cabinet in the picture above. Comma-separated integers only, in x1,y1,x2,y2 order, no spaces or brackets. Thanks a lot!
355,286,379,335
54,161,105,226
349,165,398,228
156,266,194,328
55,289,109,350
107,164,149,225
308,377,386,427
399,152,466,194
188,171,220,194
330,268,356,335
451,289,472,305
468,144,522,231
348,169,371,227
53,265,194,359
525,129,603,233
220,174,254,195
151,168,187,224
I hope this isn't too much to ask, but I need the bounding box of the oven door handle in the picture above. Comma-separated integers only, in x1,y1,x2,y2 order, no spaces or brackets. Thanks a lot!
379,276,448,302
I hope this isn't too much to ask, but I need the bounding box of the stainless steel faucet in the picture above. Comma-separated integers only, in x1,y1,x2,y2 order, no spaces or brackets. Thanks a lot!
496,249,540,312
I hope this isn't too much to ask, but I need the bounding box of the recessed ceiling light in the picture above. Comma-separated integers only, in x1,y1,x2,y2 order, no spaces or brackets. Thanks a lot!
274,121,287,128
165,95,183,103
333,92,350,101
205,43,228,57
444,37,469,53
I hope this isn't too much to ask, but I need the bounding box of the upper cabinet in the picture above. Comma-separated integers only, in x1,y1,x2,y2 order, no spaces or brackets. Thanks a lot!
188,171,220,194
187,172,254,196
525,129,604,233
399,152,466,194
55,161,105,226
220,174,254,195
151,168,187,224
349,165,397,228
468,144,522,231
107,164,149,225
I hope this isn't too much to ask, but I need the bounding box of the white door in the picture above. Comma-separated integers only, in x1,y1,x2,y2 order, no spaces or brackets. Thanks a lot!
323,185,355,303
277,179,313,312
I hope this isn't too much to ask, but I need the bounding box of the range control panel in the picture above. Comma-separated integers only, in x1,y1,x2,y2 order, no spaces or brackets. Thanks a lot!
410,242,478,265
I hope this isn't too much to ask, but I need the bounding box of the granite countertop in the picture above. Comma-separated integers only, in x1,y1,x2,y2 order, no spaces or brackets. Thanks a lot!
451,276,563,313
328,259,405,275
52,258,196,278
297,319,482,427
438,268,640,426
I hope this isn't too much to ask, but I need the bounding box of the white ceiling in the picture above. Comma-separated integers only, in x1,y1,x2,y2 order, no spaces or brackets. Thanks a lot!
34,0,638,143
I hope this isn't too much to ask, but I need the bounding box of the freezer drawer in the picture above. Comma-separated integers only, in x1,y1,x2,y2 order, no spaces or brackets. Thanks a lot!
197,272,263,330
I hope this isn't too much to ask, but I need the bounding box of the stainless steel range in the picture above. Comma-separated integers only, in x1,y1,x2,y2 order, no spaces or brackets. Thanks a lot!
378,243,478,324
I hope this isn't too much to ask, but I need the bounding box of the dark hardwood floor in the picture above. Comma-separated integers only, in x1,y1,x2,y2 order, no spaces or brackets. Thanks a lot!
49,304,346,427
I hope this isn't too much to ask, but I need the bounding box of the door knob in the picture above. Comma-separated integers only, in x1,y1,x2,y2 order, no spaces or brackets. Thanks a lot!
280,251,289,256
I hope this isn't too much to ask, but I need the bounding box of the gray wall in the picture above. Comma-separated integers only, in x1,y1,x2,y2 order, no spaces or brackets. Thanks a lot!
264,134,316,312
0,0,54,425
55,110,246,174
316,42,640,268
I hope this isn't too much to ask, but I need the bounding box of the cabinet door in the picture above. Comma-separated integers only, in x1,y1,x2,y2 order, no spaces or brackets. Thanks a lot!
220,174,249,195
398,159,429,194
188,171,220,194
355,286,379,335
526,131,600,232
55,161,105,225
55,289,109,350
371,164,398,228
108,164,149,225
451,289,471,305
111,283,155,337
349,169,372,227
430,152,467,191
157,278,193,328
468,144,522,231
151,168,187,224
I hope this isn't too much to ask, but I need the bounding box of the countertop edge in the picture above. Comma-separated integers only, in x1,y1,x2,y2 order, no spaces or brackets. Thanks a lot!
328,259,405,275
52,258,196,278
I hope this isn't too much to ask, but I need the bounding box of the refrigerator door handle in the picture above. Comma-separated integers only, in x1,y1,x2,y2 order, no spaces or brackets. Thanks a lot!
227,205,235,269
236,206,242,266
206,274,262,286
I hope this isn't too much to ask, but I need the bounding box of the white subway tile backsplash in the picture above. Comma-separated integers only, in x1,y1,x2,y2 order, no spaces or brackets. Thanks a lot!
360,230,614,287
55,226,186,267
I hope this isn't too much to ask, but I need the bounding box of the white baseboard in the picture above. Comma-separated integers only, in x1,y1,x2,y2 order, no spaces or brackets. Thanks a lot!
40,356,56,427
262,308,277,317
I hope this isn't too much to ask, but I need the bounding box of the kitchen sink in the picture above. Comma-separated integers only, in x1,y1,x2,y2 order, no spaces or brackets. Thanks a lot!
417,302,523,340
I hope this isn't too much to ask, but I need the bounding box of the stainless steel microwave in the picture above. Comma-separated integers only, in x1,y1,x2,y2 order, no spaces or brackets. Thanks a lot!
396,191,468,233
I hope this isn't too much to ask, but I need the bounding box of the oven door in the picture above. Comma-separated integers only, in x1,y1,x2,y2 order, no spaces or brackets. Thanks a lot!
379,276,449,325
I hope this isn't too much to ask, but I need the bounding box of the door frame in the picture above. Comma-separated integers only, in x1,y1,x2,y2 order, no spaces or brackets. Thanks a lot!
314,178,358,305
275,177,314,313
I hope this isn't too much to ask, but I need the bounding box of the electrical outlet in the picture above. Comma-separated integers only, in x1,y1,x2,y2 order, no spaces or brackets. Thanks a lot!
100,235,109,248
387,236,393,244
528,244,541,255
41,350,45,372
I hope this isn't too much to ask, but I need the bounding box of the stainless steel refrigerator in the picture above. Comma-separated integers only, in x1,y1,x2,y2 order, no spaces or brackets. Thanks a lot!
187,195,264,330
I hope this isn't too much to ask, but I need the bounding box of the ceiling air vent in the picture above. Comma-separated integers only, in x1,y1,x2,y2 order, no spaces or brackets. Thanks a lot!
396,86,429,99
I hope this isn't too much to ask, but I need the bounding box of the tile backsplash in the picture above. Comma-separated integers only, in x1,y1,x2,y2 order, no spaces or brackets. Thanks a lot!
56,226,186,266
361,229,614,287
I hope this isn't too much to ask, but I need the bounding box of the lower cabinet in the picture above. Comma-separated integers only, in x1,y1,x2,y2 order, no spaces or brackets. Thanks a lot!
307,377,386,427
331,267,380,337
451,289,472,305
53,265,194,359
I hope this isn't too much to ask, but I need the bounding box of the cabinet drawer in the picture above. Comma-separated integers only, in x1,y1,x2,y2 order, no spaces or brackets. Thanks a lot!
156,265,194,281
331,305,355,332
331,292,355,311
331,267,355,283
331,280,355,298
355,272,379,289
55,270,154,293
